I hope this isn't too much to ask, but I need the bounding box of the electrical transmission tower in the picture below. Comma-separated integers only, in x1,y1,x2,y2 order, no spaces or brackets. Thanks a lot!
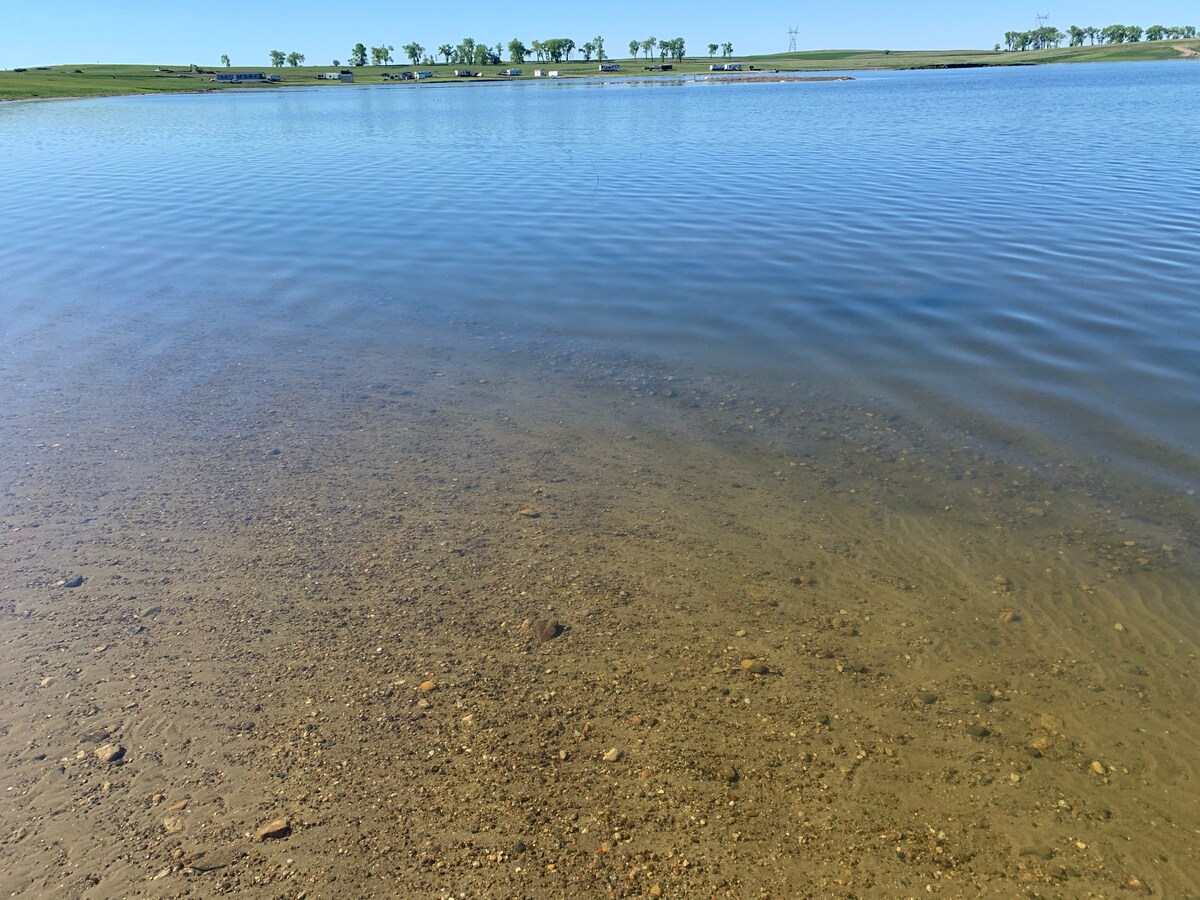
1035,12,1050,29
788,26,799,52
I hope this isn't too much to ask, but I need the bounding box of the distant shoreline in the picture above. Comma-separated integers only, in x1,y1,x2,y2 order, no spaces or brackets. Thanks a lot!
2,41,1196,103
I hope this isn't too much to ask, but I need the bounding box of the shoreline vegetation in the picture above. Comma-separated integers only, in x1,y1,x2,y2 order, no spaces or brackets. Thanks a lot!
3,40,1198,102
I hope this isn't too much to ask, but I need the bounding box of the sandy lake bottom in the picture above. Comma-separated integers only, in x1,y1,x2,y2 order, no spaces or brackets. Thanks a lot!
1,299,1198,899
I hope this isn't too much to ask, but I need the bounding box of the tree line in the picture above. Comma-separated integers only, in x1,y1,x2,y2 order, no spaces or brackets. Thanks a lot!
250,33,723,69
268,50,306,67
1003,23,1196,51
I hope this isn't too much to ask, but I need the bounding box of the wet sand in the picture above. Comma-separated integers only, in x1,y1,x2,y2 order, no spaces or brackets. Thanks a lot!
2,307,1198,898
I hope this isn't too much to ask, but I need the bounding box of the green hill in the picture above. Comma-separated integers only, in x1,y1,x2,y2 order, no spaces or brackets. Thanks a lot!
2,41,1197,102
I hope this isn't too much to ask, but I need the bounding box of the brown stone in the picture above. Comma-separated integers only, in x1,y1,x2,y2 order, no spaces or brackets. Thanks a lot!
189,847,245,871
255,817,291,841
530,618,561,642
94,743,126,764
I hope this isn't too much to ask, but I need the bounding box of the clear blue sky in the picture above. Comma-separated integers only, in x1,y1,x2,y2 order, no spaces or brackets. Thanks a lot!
2,1,1198,67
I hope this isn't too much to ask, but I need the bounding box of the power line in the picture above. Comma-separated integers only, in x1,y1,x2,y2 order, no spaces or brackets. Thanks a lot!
788,26,799,53
1035,12,1050,29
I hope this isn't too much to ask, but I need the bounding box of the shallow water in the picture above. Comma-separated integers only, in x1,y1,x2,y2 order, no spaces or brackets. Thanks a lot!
2,62,1199,897
3,62,1200,487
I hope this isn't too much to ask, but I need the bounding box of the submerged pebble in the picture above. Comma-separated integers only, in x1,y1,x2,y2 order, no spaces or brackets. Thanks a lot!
94,743,126,764
255,818,291,841
530,618,561,642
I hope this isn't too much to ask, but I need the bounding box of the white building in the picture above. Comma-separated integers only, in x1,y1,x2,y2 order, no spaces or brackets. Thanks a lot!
212,72,267,83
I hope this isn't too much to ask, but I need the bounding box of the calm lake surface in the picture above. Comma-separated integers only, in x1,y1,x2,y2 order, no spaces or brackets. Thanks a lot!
2,62,1199,491
4,60,1200,897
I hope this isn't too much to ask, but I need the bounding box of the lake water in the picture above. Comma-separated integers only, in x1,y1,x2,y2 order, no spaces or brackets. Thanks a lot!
2,61,1200,897
3,62,1199,490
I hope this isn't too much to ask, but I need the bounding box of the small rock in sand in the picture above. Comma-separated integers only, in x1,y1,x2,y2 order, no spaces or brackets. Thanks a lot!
529,618,561,642
740,659,769,675
57,575,84,589
419,679,436,692
255,818,291,841
94,743,126,764
188,847,244,872
602,748,622,763
517,508,540,518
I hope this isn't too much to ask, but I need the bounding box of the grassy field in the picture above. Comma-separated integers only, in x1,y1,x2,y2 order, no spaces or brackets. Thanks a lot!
3,41,1197,101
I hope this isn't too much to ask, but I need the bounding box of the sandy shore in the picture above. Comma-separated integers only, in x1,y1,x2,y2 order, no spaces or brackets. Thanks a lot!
1,309,1197,897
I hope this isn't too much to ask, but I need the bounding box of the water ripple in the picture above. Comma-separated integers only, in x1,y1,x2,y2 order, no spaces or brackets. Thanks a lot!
1,62,1198,485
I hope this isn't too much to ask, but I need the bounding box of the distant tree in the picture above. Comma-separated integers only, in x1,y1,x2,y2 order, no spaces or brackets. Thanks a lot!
1004,26,1063,50
644,36,657,60
707,43,718,59
269,49,286,67
332,59,341,66
472,43,499,66
403,42,424,65
350,43,368,66
594,35,605,62
1145,25,1166,41
1127,25,1144,42
580,41,595,62
993,42,1001,51
286,52,305,67
1084,26,1100,45
1067,25,1086,47
507,39,527,64
531,40,544,62
629,39,640,59
542,38,575,63
722,41,733,59
370,45,394,66
456,38,477,65
220,54,231,67
660,37,685,62
438,44,453,64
